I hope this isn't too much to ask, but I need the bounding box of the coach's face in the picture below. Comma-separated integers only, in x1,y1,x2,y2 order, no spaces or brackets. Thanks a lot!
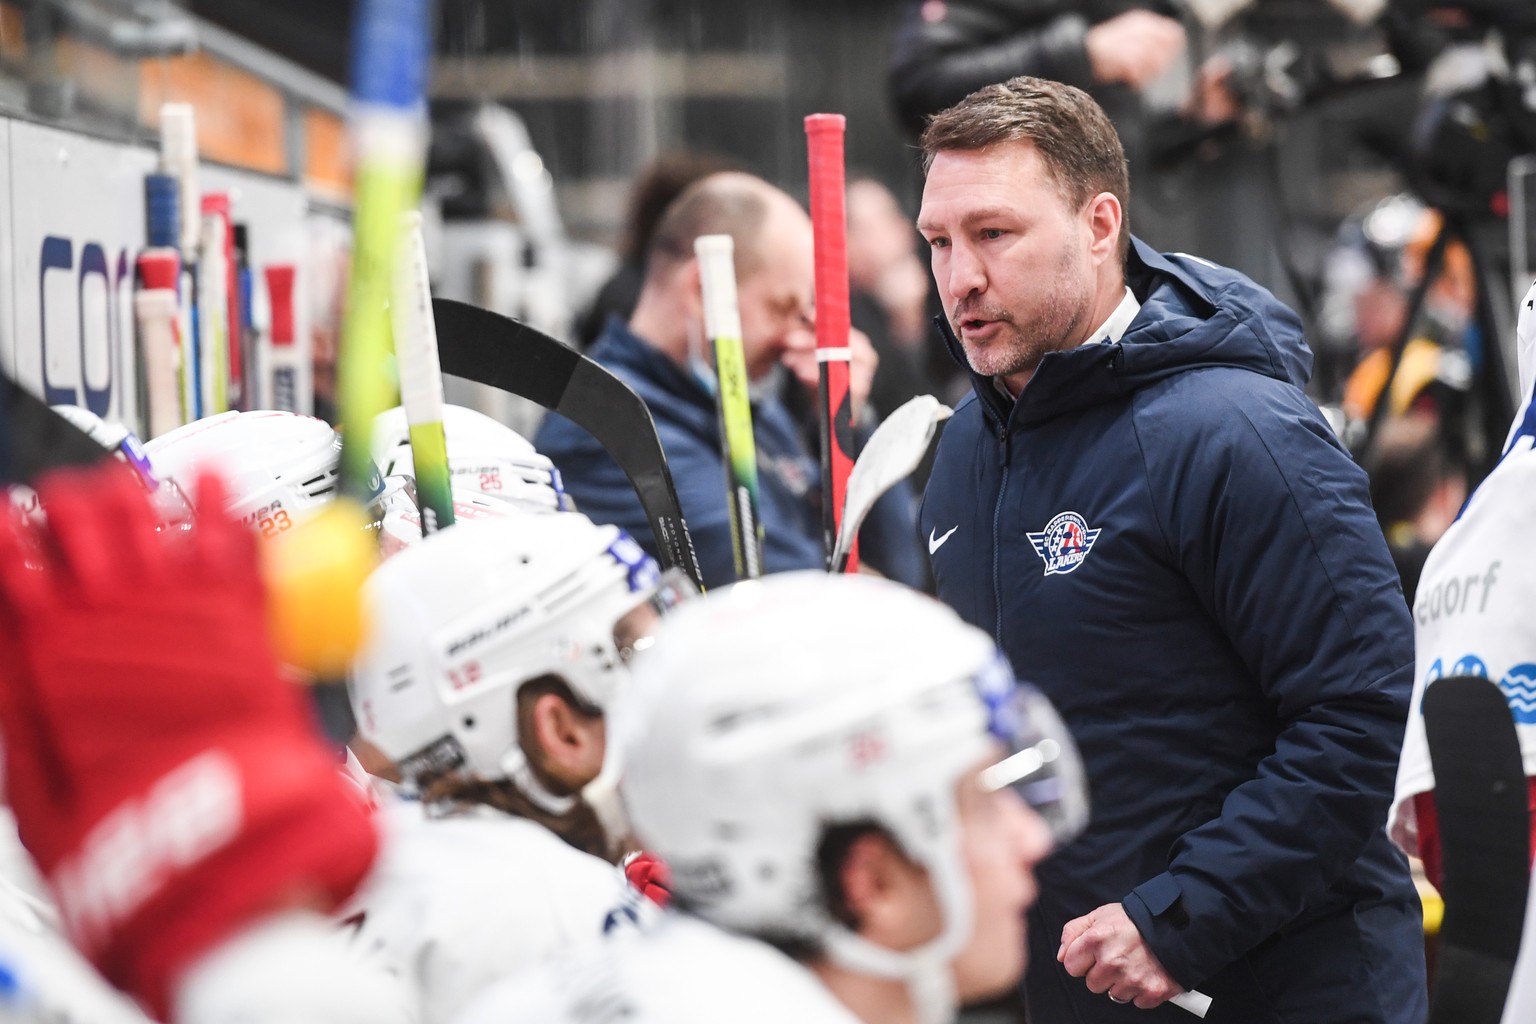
918,142,1103,394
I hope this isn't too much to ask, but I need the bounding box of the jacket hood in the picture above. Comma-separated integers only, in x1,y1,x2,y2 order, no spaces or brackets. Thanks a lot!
943,236,1313,427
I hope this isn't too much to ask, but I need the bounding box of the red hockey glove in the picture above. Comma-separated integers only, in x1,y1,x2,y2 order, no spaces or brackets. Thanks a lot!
623,851,672,907
0,463,379,1020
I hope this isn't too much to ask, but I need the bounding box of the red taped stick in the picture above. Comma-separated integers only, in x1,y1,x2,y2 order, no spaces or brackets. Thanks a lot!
805,113,858,573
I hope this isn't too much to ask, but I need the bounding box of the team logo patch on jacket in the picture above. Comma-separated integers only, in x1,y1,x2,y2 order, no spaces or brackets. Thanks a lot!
1027,511,1101,576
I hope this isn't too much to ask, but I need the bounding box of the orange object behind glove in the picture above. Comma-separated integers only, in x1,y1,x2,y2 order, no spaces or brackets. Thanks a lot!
0,464,378,1020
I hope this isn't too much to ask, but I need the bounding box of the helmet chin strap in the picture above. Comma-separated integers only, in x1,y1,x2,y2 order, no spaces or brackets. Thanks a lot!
822,928,958,1024
581,749,631,856
819,829,975,1024
499,748,577,816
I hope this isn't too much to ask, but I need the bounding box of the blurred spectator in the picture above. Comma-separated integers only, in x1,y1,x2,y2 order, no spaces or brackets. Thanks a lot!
842,174,948,495
1364,416,1468,606
538,172,926,590
846,174,934,416
888,1,1190,138
574,151,741,349
887,0,1296,305
1333,200,1475,427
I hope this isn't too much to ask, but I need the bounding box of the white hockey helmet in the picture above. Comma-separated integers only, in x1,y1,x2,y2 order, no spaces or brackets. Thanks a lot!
35,406,190,529
50,406,156,485
372,404,568,512
371,474,525,560
350,513,689,813
144,411,377,533
614,572,1087,1023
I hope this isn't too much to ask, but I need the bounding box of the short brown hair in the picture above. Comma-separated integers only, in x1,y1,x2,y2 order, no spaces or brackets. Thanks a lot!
645,172,771,282
920,76,1131,262
621,151,742,264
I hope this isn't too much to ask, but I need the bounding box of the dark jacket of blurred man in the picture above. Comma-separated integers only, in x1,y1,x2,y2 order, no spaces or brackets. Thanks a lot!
537,172,924,591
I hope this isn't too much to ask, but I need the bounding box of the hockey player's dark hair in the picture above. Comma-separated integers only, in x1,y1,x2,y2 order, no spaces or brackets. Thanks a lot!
417,675,613,862
686,819,902,962
920,76,1131,264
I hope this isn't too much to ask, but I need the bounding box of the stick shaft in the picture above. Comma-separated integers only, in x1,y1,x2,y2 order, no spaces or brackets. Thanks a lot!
336,0,431,503
805,113,858,572
695,234,763,579
393,212,455,534
264,265,300,413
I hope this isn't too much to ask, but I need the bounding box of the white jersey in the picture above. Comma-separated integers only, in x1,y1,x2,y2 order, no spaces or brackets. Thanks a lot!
340,800,648,1024
452,914,862,1024
1388,443,1536,850
1391,280,1536,1024
0,874,150,1024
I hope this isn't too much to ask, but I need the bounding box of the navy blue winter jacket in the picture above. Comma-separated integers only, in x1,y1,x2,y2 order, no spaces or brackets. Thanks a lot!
536,318,924,591
921,239,1425,1023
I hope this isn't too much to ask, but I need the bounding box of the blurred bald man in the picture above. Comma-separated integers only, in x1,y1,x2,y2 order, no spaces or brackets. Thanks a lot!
538,172,922,589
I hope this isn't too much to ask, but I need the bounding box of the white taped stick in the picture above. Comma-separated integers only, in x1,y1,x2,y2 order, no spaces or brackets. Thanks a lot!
1171,990,1213,1018
392,211,447,426
198,212,229,414
160,104,200,257
831,394,951,571
695,234,742,342
135,290,181,439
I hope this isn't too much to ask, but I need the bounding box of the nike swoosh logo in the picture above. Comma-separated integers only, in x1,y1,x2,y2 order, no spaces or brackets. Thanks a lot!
929,526,958,555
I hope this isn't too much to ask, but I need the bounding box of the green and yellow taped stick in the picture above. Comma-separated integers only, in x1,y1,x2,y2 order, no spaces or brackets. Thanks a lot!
392,210,455,534
695,233,764,580
267,0,432,679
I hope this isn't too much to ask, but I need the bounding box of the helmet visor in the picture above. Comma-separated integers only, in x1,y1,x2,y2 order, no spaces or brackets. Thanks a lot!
613,567,697,665
975,670,1090,847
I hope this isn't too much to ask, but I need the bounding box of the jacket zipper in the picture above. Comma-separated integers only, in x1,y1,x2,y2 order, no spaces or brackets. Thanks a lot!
992,425,1009,648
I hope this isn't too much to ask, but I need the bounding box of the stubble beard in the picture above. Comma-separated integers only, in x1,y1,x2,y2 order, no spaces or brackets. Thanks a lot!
952,245,1092,382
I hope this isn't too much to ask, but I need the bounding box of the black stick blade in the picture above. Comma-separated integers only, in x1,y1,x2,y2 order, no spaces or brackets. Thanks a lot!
1,372,112,487
1424,674,1532,1024
430,299,704,590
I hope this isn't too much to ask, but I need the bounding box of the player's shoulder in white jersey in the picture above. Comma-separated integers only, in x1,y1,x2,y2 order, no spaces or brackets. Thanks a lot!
451,914,862,1024
339,799,649,1024
1391,439,1536,850
0,874,152,1023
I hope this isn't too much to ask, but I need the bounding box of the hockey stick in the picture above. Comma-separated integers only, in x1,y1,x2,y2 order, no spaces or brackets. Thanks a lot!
139,173,184,439
392,211,455,535
260,0,433,685
1424,675,1531,1024
430,297,706,591
830,395,952,573
334,0,429,508
264,265,301,413
197,200,231,415
160,104,203,423
0,373,113,487
135,250,183,441
695,234,763,580
805,113,858,572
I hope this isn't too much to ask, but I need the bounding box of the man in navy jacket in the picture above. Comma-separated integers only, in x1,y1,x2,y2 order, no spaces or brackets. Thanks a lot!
537,172,924,590
917,78,1425,1022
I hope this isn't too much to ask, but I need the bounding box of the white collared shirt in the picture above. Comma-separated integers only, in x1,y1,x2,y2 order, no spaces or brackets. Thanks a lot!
1088,286,1142,347
993,285,1142,399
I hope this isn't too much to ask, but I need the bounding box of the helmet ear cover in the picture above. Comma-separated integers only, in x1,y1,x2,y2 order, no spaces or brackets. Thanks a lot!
386,671,610,859
398,672,599,798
